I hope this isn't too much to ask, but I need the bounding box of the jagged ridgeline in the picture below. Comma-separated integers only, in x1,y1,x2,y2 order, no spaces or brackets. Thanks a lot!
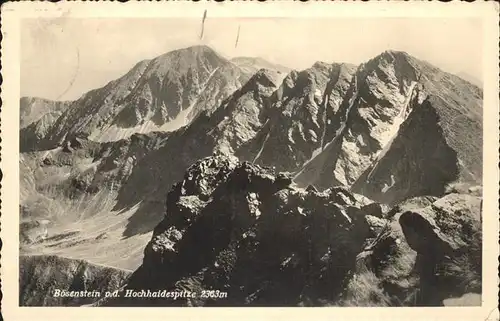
20,45,482,307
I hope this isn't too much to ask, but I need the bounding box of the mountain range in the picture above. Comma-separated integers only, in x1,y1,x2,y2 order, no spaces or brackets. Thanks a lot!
19,45,483,307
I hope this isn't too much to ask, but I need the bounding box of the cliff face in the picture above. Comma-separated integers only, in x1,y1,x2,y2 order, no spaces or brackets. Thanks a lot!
245,63,356,173
294,51,482,205
350,58,482,205
351,96,461,205
294,52,422,189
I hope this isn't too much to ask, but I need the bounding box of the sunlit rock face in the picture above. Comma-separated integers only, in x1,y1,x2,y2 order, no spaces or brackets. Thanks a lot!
293,51,481,206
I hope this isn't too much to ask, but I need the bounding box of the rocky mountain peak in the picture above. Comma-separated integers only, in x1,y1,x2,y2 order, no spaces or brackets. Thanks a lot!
173,44,217,55
162,44,221,61
361,50,419,88
22,46,299,150
243,62,356,174
381,49,410,59
368,50,413,67
151,45,225,73
25,46,245,147
201,68,283,157
295,51,481,206
292,63,333,93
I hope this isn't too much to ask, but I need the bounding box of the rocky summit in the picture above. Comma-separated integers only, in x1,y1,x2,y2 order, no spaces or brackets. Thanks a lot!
121,156,372,307
19,45,483,307
91,156,481,307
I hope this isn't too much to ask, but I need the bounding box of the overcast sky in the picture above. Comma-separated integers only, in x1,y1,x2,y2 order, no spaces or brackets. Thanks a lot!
21,17,483,101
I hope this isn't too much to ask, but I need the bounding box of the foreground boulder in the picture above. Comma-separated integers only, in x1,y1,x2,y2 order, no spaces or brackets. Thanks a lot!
339,193,481,306
399,193,482,305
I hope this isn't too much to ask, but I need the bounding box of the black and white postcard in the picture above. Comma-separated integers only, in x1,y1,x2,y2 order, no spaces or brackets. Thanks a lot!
1,2,499,321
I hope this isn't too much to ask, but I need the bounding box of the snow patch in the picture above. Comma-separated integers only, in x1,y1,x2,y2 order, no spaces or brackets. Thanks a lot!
333,204,352,223
357,134,366,147
381,175,396,193
281,255,294,267
287,128,295,144
309,129,318,142
297,122,305,141
253,121,271,163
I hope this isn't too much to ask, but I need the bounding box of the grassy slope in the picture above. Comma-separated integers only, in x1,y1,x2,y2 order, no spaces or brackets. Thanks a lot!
20,150,152,271
20,255,131,306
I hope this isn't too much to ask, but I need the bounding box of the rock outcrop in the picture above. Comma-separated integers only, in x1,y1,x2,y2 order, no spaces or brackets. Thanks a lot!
109,156,374,306
19,156,483,307
88,157,482,308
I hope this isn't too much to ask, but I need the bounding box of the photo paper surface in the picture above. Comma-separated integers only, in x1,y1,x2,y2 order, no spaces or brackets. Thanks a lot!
1,2,499,320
